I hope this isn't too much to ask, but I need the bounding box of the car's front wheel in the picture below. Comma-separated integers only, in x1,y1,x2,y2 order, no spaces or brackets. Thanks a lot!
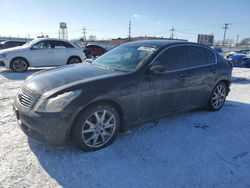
10,58,29,72
72,103,120,151
208,82,228,111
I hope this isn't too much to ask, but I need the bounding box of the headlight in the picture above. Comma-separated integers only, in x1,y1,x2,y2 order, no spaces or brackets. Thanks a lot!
34,90,81,112
0,54,7,58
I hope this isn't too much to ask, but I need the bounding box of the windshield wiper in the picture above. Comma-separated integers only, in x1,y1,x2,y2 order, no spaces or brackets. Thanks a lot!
93,63,116,71
93,63,131,72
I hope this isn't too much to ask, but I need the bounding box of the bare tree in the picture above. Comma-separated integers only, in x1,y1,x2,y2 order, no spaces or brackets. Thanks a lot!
224,39,234,47
214,40,223,46
239,38,250,47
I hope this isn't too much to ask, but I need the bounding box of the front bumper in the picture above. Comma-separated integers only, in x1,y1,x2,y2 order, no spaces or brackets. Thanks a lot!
13,96,74,145
0,58,10,68
0,61,5,66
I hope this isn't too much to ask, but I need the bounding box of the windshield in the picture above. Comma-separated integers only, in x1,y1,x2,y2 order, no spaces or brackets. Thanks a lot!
92,45,157,72
22,40,34,47
22,39,40,47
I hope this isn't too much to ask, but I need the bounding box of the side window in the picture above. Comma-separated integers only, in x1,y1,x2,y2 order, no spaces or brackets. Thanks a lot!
32,41,51,49
53,41,73,48
186,46,215,67
155,46,187,71
17,42,24,45
9,42,15,47
206,49,216,64
61,41,74,48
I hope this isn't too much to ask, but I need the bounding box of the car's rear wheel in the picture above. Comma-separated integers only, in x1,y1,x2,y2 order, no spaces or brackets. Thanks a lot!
10,58,29,72
208,82,227,111
67,56,82,64
73,103,120,151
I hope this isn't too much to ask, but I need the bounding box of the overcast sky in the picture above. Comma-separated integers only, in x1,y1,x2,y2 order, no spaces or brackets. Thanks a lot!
0,0,250,42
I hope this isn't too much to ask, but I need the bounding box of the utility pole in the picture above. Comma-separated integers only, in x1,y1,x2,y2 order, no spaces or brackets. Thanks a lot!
128,20,131,39
236,34,239,46
222,23,229,46
170,26,175,39
82,26,87,42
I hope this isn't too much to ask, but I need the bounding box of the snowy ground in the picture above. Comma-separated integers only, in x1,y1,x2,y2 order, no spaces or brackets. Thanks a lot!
0,67,250,188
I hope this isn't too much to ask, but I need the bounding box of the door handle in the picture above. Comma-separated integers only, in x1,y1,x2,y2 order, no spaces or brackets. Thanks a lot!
178,75,187,81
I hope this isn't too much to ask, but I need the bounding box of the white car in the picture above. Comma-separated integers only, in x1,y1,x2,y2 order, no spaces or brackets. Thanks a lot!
0,38,86,72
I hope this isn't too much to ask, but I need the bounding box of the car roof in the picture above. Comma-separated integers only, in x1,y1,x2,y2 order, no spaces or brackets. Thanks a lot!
122,40,207,49
34,38,71,43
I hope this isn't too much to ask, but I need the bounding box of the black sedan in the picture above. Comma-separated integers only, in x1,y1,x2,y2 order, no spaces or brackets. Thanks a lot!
13,40,232,151
0,40,26,50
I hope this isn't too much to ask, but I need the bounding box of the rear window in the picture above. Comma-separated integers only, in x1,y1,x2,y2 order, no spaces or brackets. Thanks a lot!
187,46,216,67
52,41,74,48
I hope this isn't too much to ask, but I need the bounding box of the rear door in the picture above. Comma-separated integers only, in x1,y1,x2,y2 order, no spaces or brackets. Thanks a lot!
185,45,217,108
149,45,189,117
52,41,74,65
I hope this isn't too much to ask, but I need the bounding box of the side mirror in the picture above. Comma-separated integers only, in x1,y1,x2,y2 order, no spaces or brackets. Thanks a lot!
149,65,167,74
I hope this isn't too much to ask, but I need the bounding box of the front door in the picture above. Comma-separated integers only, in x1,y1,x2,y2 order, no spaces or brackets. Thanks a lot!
29,41,55,66
149,46,189,117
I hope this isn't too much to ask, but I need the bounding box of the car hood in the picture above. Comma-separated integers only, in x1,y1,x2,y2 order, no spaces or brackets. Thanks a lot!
0,46,26,54
23,63,125,96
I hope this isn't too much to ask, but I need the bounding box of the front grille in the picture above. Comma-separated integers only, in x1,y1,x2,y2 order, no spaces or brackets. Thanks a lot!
18,89,38,109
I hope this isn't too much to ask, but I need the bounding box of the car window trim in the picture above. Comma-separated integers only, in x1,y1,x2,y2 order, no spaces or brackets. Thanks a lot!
185,44,218,68
150,43,217,73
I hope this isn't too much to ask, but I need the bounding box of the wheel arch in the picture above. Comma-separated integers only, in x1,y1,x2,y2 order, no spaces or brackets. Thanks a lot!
69,99,124,139
215,79,230,95
10,56,30,68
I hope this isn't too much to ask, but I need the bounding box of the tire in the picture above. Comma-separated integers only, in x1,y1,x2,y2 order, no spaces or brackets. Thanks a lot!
72,103,120,151
10,58,29,72
67,56,82,64
208,82,227,111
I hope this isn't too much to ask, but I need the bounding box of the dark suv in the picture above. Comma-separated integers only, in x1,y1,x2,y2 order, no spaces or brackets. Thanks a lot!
0,40,26,50
13,40,232,151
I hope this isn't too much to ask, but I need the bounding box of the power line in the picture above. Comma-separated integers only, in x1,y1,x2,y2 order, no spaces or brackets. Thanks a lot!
170,26,175,39
179,24,223,32
128,20,131,39
236,34,239,46
222,23,229,46
82,26,87,41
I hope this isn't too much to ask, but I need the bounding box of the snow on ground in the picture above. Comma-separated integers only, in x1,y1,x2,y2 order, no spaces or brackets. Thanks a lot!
0,67,250,188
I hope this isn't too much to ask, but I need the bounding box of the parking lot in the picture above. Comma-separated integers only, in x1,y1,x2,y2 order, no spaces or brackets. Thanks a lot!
0,67,250,188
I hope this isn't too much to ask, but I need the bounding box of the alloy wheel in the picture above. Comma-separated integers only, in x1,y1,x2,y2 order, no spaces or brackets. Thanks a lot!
211,84,226,109
81,110,116,148
13,59,28,72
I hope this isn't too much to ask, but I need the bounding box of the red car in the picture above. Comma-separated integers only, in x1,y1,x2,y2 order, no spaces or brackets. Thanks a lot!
84,44,107,58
